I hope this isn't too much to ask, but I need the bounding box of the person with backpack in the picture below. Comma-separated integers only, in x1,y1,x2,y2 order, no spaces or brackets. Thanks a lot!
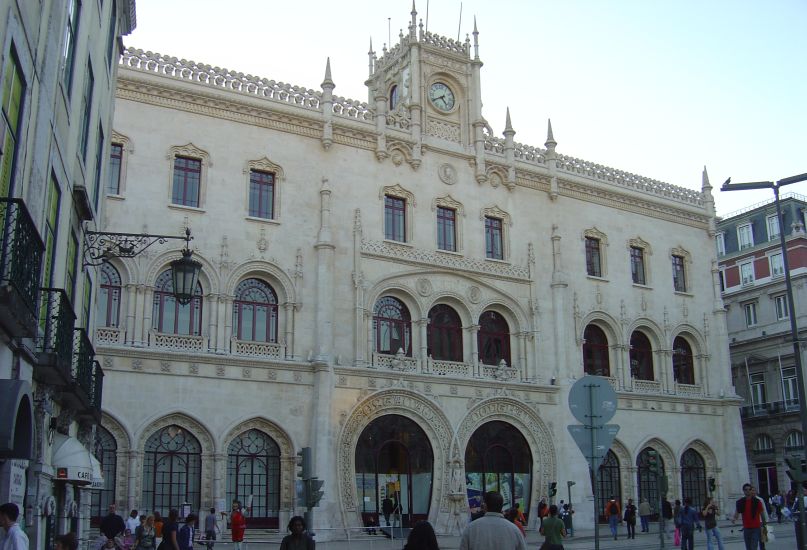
623,498,637,539
177,514,197,550
732,483,766,550
606,497,621,540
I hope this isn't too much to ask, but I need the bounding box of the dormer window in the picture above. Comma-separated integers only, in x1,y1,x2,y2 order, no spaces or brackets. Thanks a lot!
389,85,399,110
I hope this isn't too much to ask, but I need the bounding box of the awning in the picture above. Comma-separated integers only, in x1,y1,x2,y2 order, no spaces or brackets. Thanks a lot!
52,434,93,485
0,380,33,459
89,453,105,490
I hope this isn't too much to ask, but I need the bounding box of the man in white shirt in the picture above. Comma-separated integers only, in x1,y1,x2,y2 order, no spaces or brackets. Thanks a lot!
126,510,141,534
460,491,526,550
0,502,29,550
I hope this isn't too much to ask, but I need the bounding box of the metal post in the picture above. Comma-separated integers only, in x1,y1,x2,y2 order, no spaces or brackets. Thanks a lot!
773,185,807,549
588,382,600,550
658,474,665,550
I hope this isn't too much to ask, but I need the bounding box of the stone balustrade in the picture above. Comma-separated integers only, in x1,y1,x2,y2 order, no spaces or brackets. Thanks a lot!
95,327,124,346
633,379,662,394
371,352,418,372
231,338,285,359
428,359,472,377
149,330,207,352
674,382,704,397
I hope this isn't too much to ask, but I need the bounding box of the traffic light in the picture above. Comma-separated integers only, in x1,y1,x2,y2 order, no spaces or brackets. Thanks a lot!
708,477,716,493
647,450,659,475
548,482,557,497
306,478,325,508
297,447,312,480
785,458,807,483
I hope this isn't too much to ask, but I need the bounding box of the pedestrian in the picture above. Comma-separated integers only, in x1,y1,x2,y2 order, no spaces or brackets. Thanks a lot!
677,497,701,550
537,497,548,528
470,501,486,522
101,504,127,543
177,514,197,550
153,512,164,547
279,516,315,550
673,499,682,545
162,509,181,550
127,510,141,535
513,502,526,526
539,504,567,550
701,497,724,550
606,496,621,540
771,492,783,523
732,483,765,550
560,503,574,537
203,508,218,550
381,496,393,526
403,520,439,550
229,501,246,550
55,532,79,550
459,491,526,550
505,508,525,537
0,503,29,550
623,498,637,539
638,498,651,533
134,515,157,550
662,497,673,537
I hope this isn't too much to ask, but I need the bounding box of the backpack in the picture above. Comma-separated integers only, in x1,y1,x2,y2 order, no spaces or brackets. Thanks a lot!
609,502,618,515
178,525,192,550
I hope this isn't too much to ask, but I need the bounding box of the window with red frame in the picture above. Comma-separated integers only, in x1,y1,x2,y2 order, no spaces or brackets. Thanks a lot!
248,170,275,219
437,206,456,252
672,336,695,384
583,324,610,376
172,156,201,207
427,304,463,362
373,296,412,356
107,143,123,195
98,263,121,327
585,237,602,277
478,311,511,366
233,278,278,342
152,269,203,335
485,216,503,260
384,195,406,241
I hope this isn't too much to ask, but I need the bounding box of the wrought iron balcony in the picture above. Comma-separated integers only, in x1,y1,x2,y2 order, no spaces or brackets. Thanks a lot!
0,198,44,338
741,399,801,419
34,288,76,386
67,328,100,419
89,360,104,418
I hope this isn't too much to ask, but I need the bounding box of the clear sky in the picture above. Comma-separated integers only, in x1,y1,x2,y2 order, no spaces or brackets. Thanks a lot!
126,0,807,217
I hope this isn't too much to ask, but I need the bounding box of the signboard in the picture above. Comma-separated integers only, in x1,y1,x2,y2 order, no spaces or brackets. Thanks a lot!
568,375,618,425
567,424,620,470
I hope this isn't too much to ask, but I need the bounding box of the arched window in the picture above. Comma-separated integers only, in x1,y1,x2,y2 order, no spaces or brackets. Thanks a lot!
427,304,463,362
680,449,707,507
233,278,278,342
597,450,621,523
227,430,281,528
478,311,511,366
673,337,695,385
355,415,434,529
98,263,122,327
152,269,203,335
629,331,654,381
465,421,532,516
754,434,774,452
583,325,610,377
373,297,412,356
90,426,117,525
785,431,804,452
142,425,201,514
637,447,665,520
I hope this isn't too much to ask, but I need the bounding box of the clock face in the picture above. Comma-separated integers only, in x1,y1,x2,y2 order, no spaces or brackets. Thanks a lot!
429,82,455,112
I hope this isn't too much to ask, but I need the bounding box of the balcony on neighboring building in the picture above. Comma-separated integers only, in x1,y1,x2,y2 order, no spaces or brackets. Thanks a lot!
34,288,77,386
0,198,45,338
740,399,800,419
66,329,102,422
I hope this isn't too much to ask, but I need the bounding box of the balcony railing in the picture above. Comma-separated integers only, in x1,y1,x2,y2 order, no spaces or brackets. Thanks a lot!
35,288,77,384
741,399,801,419
72,328,95,401
87,360,104,419
0,198,44,337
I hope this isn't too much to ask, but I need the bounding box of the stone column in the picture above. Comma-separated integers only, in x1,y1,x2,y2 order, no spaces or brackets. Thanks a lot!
141,287,153,345
127,450,140,510
216,296,227,354
366,312,375,367
223,297,234,352
662,350,674,393
283,303,295,359
207,294,219,352
517,332,527,381
133,285,145,345
212,453,226,510
125,284,137,344
418,318,428,373
469,325,480,377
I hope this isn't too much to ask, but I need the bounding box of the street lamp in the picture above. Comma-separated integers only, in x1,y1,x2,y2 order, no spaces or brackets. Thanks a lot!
721,172,807,547
83,226,201,305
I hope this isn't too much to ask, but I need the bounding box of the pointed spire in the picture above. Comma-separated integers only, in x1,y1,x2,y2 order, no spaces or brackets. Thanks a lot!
472,16,480,59
321,57,334,89
545,119,557,150
368,37,373,55
702,165,712,190
504,107,514,134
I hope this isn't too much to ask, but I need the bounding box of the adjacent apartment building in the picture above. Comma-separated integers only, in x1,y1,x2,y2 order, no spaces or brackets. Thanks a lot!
92,5,747,534
0,1,135,549
718,193,807,499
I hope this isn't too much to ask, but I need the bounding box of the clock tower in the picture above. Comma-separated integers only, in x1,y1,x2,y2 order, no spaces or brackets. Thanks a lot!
365,3,488,182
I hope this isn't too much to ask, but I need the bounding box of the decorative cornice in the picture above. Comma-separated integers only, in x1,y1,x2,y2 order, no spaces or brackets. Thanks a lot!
360,239,530,282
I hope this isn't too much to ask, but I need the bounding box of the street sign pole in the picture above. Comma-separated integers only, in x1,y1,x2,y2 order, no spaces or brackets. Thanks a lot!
588,381,601,550
658,472,664,550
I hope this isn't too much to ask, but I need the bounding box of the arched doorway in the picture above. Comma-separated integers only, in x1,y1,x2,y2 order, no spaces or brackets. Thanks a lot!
142,425,202,514
464,421,531,516
680,449,707,507
226,429,281,528
354,415,434,529
637,447,665,520
91,425,117,526
596,450,621,522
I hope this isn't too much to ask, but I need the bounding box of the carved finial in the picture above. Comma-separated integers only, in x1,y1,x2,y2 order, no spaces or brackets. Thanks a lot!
472,16,480,59
321,176,331,193
504,107,514,134
368,38,374,55
545,119,557,150
321,57,334,89
353,208,363,233
702,165,712,191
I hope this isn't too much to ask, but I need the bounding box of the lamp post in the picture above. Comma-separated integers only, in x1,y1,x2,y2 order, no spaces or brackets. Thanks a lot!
83,226,201,304
721,173,807,548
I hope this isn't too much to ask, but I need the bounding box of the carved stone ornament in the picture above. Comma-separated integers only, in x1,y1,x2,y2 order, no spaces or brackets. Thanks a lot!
379,183,416,206
438,163,458,185
466,285,482,304
416,278,433,297
432,194,465,217
168,142,211,166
